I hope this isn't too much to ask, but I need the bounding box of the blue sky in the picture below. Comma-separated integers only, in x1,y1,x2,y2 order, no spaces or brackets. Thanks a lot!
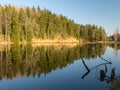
0,0,120,35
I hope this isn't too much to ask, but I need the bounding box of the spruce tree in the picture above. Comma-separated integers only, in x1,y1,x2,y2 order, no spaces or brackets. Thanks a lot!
11,8,20,43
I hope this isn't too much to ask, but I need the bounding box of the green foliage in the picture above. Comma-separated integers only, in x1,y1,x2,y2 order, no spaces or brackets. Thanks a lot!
27,25,33,43
0,5,107,42
11,9,20,43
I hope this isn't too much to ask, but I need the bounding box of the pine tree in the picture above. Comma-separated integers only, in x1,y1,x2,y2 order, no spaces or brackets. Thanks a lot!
27,24,33,43
0,5,108,43
11,8,20,43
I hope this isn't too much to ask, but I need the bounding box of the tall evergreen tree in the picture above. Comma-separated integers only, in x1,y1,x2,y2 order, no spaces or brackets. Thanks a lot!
11,8,20,43
0,5,108,43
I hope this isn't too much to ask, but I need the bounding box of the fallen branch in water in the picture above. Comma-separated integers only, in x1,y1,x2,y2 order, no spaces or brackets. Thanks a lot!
99,57,112,64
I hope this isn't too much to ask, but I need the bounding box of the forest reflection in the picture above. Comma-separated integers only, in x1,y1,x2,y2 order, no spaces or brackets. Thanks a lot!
0,43,116,80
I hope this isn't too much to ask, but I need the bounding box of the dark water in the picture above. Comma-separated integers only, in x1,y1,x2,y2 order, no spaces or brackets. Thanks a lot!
0,44,120,90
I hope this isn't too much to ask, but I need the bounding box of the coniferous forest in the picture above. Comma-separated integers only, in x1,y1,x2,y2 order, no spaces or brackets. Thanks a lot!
0,5,107,43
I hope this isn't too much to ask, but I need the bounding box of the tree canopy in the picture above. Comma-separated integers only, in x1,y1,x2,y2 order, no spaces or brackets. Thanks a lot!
0,5,107,43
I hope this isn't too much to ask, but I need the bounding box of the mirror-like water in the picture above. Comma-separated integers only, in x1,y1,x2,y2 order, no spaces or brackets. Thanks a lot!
0,44,120,90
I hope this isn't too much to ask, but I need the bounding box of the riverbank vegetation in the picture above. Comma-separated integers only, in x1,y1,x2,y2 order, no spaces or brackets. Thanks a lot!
0,5,107,43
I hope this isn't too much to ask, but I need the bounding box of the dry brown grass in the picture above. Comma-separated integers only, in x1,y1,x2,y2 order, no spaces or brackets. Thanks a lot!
32,37,80,43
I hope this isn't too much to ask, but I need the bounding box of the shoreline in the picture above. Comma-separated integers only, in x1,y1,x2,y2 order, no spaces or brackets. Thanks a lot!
0,40,120,45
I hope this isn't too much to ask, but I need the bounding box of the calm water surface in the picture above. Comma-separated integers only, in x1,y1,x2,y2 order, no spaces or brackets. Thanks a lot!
0,44,120,90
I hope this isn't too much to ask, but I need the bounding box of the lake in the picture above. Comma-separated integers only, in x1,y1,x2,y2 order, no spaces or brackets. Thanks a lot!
0,43,120,90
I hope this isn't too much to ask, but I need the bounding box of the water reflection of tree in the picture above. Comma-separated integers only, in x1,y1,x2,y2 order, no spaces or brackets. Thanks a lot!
109,43,120,51
108,43,120,57
0,44,107,80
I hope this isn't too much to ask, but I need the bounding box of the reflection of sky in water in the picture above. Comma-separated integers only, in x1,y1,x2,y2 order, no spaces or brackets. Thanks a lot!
0,46,120,90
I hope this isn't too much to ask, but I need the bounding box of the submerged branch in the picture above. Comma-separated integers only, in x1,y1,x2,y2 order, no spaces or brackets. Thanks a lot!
81,58,90,79
99,57,112,64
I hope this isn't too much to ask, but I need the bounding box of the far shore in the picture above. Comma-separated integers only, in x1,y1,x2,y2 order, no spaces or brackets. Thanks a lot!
0,40,120,45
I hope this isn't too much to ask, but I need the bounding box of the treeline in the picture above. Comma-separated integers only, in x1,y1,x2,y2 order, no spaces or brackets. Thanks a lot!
0,44,106,79
109,28,120,42
0,5,107,43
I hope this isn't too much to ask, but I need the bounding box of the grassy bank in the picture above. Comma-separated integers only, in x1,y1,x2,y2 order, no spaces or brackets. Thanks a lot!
0,39,120,45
